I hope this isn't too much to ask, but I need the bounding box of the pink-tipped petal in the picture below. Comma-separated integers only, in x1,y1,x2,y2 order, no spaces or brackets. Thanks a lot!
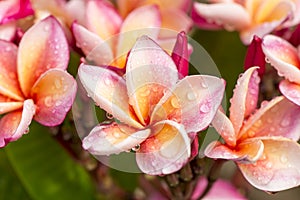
238,138,300,192
244,35,266,76
191,5,223,30
72,23,114,66
230,67,260,134
159,9,192,38
65,0,86,25
0,99,35,147
0,95,23,114
136,120,191,175
171,31,189,78
205,139,264,163
0,22,17,41
240,96,300,141
0,0,33,24
193,3,250,31
31,69,77,126
82,122,151,155
211,108,236,147
0,40,23,101
17,16,69,96
116,5,162,65
262,34,300,84
152,75,225,133
279,80,300,106
86,0,122,40
126,35,178,125
78,64,142,128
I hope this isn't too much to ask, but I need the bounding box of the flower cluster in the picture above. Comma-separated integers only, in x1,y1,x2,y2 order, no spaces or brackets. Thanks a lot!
1,0,300,199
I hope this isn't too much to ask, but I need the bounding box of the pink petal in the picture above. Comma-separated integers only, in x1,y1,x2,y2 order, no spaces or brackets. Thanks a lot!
240,96,300,141
85,0,122,40
0,95,23,115
82,122,151,155
72,23,114,66
126,35,178,125
0,22,17,41
205,139,264,163
0,99,35,147
244,35,266,76
279,80,300,106
151,75,225,133
31,69,77,126
17,16,69,97
238,138,300,191
193,3,250,31
136,120,191,175
0,0,34,24
116,5,162,67
262,34,300,84
78,64,142,129
229,67,260,134
142,0,192,11
211,108,236,147
0,40,23,101
159,9,192,38
288,22,300,47
65,0,86,25
171,31,189,78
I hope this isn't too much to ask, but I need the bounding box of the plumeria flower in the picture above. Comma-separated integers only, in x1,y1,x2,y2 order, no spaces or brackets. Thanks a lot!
192,0,300,44
205,67,300,191
78,35,225,175
262,34,300,106
116,0,193,38
0,0,34,41
0,16,77,147
72,0,191,69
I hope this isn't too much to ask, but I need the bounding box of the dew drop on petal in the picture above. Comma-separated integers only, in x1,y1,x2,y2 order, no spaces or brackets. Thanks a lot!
280,118,290,127
106,112,114,119
200,103,210,113
44,96,53,107
140,89,150,97
131,144,140,152
171,97,180,108
54,79,62,89
187,92,196,101
280,155,288,163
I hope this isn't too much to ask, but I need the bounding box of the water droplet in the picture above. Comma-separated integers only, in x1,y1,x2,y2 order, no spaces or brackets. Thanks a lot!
265,57,270,63
104,78,112,86
131,144,140,152
106,112,114,119
55,100,62,106
44,25,50,31
44,96,53,107
266,162,272,169
171,97,180,108
200,103,210,113
113,132,120,138
201,81,208,88
187,92,196,100
248,130,255,137
140,89,150,97
5,46,11,52
54,78,62,89
280,155,288,163
280,118,290,127
24,128,30,134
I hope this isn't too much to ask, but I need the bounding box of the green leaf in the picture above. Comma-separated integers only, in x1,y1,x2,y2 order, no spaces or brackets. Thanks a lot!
4,122,96,200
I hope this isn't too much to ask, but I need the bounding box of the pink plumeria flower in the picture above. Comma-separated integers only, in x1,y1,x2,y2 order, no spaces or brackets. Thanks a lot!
116,0,193,38
192,0,300,44
0,0,34,41
262,34,300,106
0,16,77,147
78,35,225,175
72,0,191,69
205,67,300,191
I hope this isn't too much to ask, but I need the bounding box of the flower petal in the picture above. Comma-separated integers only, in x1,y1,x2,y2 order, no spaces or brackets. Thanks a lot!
82,122,151,155
159,9,192,38
262,34,300,84
279,80,300,106
0,99,35,147
85,0,122,40
0,22,17,41
31,69,77,126
0,95,23,115
151,75,225,133
240,96,300,141
0,40,23,100
78,64,142,128
0,0,33,24
116,5,162,68
72,23,114,66
17,16,69,96
126,35,178,125
136,120,191,175
238,138,300,191
211,108,236,147
205,139,264,163
193,2,250,31
230,67,260,134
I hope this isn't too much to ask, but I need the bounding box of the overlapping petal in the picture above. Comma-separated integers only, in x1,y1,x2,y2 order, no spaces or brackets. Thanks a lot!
136,120,190,175
78,64,142,128
0,99,35,147
0,95,23,115
17,16,69,96
0,22,17,41
279,80,300,106
82,122,151,156
238,138,300,191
